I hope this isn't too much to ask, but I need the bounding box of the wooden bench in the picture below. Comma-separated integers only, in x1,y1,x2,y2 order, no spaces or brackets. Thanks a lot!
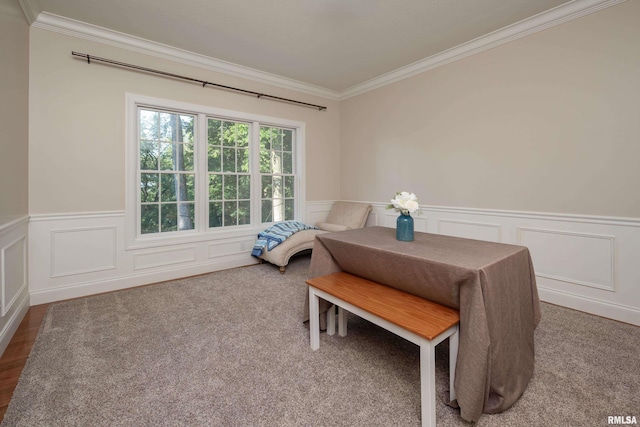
307,271,460,427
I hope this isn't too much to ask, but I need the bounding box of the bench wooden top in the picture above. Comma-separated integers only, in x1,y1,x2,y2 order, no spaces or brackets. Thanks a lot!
307,271,460,341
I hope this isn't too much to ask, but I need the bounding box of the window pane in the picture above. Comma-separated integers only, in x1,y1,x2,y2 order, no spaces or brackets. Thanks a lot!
273,176,283,199
283,152,292,174
285,198,294,221
238,175,250,200
185,174,196,202
159,113,174,142
160,143,192,171
140,204,159,234
172,144,187,171
160,203,177,232
261,176,272,198
179,115,194,143
222,122,235,146
238,201,250,225
140,141,158,171
140,110,158,140
159,143,174,170
272,198,284,222
261,199,272,223
284,176,294,198
259,149,271,173
273,129,283,151
237,148,249,173
181,174,195,202
224,175,237,200
209,174,222,200
224,201,236,226
236,123,249,147
208,146,221,172
140,173,159,203
209,202,222,228
182,143,194,171
260,129,271,150
161,174,176,202
271,151,283,174
208,119,221,144
177,203,195,231
283,129,293,151
223,148,236,173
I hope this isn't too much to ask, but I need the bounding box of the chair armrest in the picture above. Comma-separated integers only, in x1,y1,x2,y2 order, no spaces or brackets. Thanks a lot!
316,222,350,232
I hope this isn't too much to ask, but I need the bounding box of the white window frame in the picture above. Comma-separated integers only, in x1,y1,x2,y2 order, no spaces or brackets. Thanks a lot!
125,93,306,250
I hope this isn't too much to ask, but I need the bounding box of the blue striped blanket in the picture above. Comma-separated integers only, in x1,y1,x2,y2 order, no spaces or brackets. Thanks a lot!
251,221,318,257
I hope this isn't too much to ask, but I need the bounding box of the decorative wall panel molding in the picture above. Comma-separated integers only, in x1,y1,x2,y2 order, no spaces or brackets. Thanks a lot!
438,219,501,242
517,227,615,292
133,247,197,271
50,226,116,277
2,236,27,316
0,216,29,356
207,238,256,259
305,202,334,225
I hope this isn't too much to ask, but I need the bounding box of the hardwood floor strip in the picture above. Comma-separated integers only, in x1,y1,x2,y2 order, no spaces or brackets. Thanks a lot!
0,304,50,422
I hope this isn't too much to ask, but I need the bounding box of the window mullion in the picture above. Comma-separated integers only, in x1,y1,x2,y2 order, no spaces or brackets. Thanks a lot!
251,121,262,226
197,113,208,232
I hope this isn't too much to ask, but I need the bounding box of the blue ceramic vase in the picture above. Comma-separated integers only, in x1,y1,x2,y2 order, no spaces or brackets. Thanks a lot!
396,213,414,241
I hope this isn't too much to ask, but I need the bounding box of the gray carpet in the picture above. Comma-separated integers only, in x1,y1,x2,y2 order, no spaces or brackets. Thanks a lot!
3,255,639,426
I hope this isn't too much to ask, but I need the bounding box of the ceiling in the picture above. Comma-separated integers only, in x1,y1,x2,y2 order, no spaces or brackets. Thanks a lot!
24,0,578,92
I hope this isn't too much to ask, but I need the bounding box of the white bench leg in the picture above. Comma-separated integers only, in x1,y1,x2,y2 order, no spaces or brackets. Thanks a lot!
338,306,347,336
327,305,336,336
309,286,320,350
449,326,459,402
420,339,437,427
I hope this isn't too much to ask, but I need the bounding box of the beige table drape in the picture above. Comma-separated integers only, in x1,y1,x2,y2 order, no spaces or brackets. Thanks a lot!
306,226,541,423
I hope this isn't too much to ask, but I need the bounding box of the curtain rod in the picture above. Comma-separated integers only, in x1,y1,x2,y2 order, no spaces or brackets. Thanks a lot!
71,51,327,111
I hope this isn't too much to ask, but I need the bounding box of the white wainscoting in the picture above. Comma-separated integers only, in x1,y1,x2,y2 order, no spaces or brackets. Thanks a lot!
0,216,30,356
27,204,336,306
24,202,640,327
367,203,640,326
29,213,254,304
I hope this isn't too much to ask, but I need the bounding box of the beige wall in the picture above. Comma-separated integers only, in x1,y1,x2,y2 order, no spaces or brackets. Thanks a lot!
0,0,29,219
27,1,640,219
28,30,341,214
340,1,640,218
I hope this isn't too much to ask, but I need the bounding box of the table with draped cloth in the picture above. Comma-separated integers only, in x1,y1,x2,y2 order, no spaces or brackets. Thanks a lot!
305,226,541,423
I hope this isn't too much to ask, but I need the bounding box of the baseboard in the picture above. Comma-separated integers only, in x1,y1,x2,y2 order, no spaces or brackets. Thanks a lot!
0,292,29,357
30,254,258,305
538,286,640,326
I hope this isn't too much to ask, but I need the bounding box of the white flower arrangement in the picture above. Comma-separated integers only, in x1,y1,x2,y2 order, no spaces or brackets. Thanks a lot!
387,191,420,216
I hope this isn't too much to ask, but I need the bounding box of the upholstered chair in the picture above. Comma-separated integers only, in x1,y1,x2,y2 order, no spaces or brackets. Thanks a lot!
258,201,372,273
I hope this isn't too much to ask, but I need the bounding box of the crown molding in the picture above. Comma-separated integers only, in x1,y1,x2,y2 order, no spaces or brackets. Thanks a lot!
30,12,341,101
26,0,625,101
17,0,41,25
339,0,627,100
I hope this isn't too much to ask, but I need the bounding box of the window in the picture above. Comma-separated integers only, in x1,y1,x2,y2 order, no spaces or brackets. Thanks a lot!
207,118,251,228
139,109,196,234
126,94,305,247
260,126,295,223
